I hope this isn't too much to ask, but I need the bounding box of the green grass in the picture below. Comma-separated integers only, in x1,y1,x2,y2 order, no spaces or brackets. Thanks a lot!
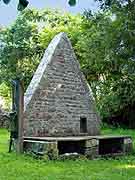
0,128,9,153
0,127,135,180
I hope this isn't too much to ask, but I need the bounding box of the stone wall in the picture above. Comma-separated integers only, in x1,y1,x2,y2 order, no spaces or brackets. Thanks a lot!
23,136,133,159
24,32,100,137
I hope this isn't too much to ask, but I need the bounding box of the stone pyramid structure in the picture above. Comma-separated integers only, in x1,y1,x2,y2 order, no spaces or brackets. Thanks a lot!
23,32,100,137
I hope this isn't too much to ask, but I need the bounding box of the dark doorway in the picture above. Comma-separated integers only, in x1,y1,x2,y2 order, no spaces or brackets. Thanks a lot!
99,138,124,155
58,141,85,155
80,117,87,133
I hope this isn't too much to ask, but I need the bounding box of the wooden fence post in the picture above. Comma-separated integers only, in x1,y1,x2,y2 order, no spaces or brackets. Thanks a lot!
16,80,24,153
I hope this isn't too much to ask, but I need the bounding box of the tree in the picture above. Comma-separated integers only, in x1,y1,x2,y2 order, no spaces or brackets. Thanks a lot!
0,9,82,89
76,1,135,127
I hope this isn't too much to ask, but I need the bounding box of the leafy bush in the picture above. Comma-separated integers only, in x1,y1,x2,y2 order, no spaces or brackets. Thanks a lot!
0,83,11,110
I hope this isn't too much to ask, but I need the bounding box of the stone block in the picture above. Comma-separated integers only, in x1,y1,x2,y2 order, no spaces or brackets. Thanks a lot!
84,139,99,158
23,140,58,159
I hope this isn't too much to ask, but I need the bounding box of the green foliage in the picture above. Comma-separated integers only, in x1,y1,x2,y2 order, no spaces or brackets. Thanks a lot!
0,83,11,110
0,9,82,89
75,2,135,125
0,9,43,88
95,0,129,9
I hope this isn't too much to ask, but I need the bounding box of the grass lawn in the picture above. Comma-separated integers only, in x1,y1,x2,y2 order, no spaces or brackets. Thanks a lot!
0,127,135,180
